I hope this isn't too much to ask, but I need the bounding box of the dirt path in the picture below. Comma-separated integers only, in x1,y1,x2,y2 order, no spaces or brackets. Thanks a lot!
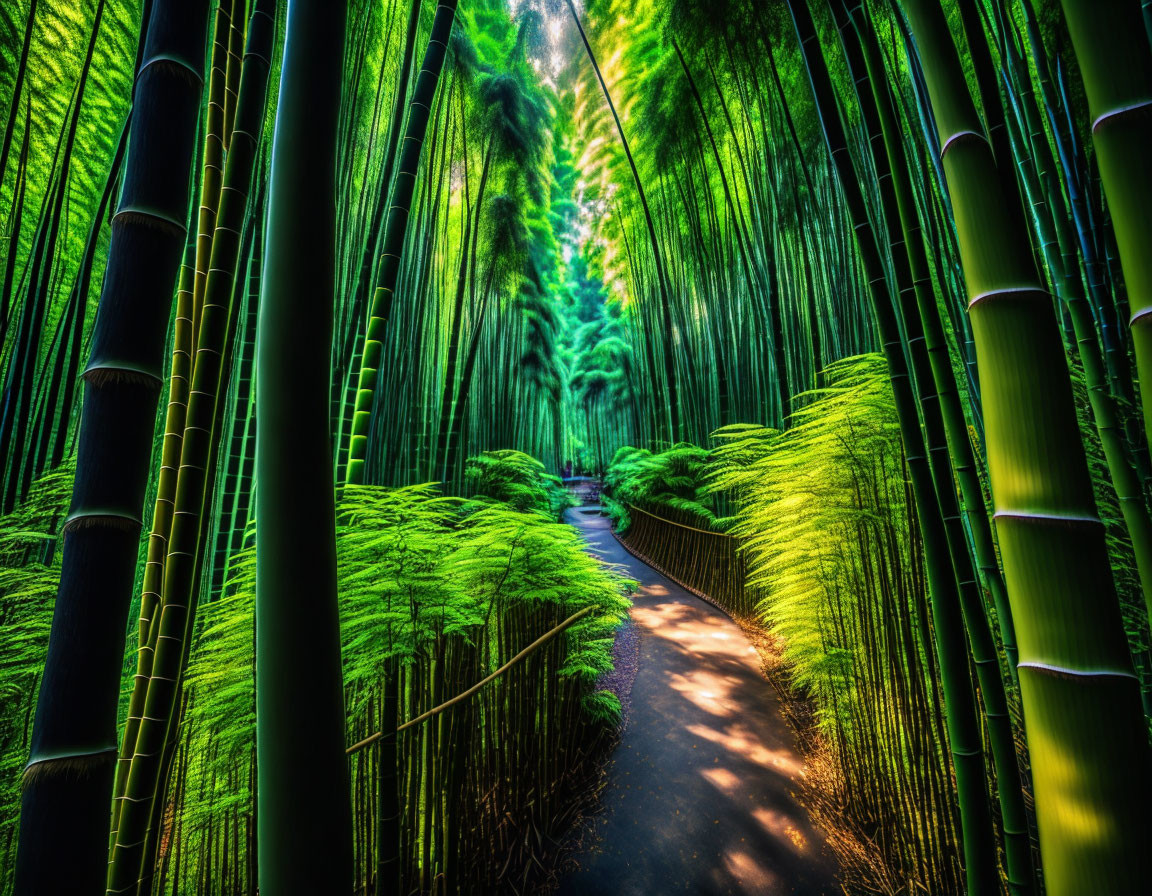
557,507,842,895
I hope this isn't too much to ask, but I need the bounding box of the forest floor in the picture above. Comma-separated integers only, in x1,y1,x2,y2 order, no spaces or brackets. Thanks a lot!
553,506,844,895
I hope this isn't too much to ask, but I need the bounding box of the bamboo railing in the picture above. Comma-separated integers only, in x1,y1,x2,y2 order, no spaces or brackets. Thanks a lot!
616,503,756,618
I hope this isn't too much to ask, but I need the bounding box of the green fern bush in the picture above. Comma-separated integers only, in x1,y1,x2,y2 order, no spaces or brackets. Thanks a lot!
601,442,719,532
711,355,963,891
166,476,632,893
0,465,73,873
464,448,572,520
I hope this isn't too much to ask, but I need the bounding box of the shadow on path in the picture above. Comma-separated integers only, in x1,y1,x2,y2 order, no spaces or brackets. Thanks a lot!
557,507,842,896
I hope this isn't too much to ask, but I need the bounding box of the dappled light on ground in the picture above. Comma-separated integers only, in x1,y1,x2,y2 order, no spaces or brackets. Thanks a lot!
688,724,807,779
558,508,840,895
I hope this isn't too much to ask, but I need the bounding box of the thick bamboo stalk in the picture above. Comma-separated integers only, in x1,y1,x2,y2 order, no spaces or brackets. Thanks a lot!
901,2,1152,891
108,6,275,891
254,0,352,890
14,3,211,891
1060,0,1152,621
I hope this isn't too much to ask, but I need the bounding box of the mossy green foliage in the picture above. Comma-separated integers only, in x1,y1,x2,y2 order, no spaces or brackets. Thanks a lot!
464,449,572,520
601,442,720,532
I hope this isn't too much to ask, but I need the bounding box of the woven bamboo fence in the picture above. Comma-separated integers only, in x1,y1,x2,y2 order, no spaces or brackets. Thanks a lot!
615,503,756,618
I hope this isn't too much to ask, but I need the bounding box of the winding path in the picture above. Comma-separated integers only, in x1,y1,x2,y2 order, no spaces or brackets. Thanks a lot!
557,506,842,895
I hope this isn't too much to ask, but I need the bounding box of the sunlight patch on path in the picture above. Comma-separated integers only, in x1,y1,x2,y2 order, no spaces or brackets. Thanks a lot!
686,724,807,777
557,507,840,895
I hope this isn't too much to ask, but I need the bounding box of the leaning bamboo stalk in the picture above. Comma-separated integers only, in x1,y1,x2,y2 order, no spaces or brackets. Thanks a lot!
107,6,276,891
787,3,999,890
190,0,237,343
15,3,211,892
348,605,595,756
837,5,1034,890
345,0,460,485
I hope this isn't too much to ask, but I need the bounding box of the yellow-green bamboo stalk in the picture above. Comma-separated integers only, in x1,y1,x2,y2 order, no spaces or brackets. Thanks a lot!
901,2,1152,892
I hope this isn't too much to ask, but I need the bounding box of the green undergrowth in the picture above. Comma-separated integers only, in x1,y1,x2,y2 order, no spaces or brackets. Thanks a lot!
464,448,573,520
0,464,72,871
0,455,632,892
601,442,725,532
153,474,633,891
710,354,964,890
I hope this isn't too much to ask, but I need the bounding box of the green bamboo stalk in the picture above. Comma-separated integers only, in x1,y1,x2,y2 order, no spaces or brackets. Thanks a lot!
107,6,275,892
190,0,238,343
1059,0,1152,621
346,0,460,486
852,6,1020,676
255,0,351,891
901,2,1152,892
837,5,1033,890
14,2,210,892
334,0,423,485
109,191,198,863
786,1,999,891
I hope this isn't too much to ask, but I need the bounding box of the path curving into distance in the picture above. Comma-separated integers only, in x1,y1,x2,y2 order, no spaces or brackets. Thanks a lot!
557,506,842,896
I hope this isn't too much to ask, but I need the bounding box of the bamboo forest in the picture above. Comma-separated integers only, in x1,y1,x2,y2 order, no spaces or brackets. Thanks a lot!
4,0,1152,893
